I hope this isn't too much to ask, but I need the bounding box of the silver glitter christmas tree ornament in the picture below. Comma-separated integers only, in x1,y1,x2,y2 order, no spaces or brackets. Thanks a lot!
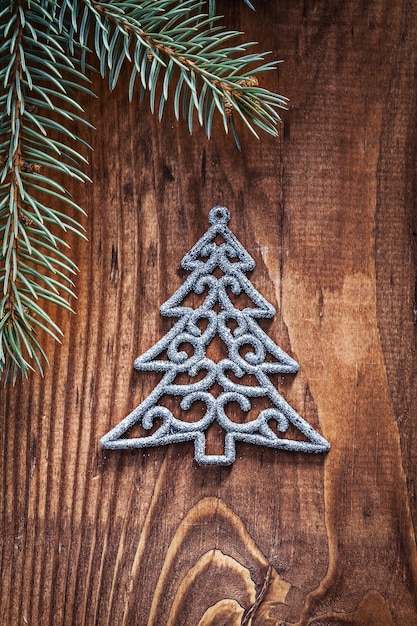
100,206,330,465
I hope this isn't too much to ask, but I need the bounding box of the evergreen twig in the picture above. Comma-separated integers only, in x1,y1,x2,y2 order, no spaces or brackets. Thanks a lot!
0,0,288,383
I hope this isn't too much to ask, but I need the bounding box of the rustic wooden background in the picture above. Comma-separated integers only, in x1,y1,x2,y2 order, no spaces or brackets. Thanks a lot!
1,0,417,624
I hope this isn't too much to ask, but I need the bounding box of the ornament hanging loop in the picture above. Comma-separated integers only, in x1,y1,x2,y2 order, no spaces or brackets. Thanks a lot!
209,206,230,225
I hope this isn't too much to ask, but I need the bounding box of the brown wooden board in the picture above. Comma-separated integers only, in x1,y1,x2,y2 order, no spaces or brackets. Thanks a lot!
1,0,417,624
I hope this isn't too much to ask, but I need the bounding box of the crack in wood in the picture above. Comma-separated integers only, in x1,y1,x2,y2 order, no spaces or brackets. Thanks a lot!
240,563,273,625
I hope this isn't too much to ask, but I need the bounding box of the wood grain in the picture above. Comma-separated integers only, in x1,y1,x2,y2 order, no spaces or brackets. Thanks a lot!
1,0,417,624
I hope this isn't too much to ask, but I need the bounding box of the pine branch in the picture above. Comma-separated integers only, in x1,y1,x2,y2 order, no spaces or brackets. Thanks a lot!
0,0,92,382
78,0,287,138
207,0,255,21
0,0,288,383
